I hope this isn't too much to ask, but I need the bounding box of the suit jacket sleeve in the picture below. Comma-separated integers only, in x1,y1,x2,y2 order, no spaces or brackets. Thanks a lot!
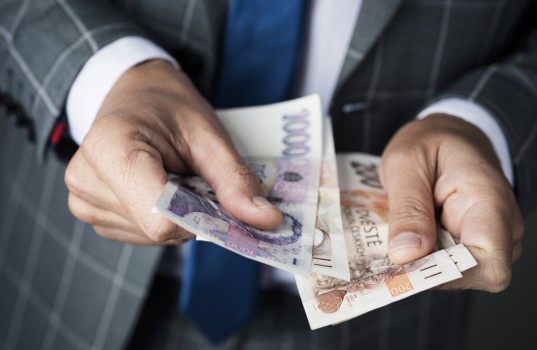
0,0,152,160
433,17,537,215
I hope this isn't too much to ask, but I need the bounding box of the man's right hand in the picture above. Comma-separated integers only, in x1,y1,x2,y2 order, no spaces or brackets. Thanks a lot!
64,60,282,245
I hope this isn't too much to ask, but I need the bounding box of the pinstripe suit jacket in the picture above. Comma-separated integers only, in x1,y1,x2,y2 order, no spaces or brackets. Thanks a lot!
1,0,536,349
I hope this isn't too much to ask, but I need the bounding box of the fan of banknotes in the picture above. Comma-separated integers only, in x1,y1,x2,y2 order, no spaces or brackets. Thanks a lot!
154,95,477,330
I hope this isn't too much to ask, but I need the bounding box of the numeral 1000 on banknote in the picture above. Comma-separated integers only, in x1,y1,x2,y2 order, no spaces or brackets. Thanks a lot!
282,110,311,158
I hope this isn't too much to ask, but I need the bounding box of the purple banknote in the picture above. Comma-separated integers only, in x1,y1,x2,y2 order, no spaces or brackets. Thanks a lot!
155,96,324,276
156,157,318,276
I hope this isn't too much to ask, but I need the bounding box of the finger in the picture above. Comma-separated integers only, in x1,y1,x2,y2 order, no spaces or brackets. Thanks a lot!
437,166,515,292
190,135,283,230
68,193,142,234
65,150,130,218
381,149,438,265
436,245,510,291
437,239,521,291
93,225,193,245
452,202,512,292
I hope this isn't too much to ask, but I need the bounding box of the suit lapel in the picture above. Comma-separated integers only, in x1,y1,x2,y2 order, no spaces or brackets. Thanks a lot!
335,0,403,90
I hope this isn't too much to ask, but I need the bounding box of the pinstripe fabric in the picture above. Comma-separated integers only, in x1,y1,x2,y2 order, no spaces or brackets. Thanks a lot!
0,118,162,350
329,0,537,213
0,0,222,160
1,1,537,349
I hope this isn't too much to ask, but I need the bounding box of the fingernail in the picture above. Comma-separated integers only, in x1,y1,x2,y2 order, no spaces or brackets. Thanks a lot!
252,196,275,209
389,232,422,252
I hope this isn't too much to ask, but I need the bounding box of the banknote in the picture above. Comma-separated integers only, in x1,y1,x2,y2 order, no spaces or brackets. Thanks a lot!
336,153,475,280
311,118,349,280
216,94,323,159
296,249,463,329
296,153,477,329
155,95,324,277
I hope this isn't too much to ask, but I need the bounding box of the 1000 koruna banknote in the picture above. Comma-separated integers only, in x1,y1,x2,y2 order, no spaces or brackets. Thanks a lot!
155,95,324,277
296,153,477,329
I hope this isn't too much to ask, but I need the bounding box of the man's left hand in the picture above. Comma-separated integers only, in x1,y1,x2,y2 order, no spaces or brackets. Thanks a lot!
380,114,524,292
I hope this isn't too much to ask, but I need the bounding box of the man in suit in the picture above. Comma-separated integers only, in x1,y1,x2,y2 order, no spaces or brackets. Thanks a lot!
0,0,535,349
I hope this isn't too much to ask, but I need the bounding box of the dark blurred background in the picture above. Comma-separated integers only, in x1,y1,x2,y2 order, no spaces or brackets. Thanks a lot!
462,208,537,350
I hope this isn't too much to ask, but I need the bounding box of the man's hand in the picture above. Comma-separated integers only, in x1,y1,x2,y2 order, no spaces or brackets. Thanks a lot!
381,114,524,292
65,60,282,245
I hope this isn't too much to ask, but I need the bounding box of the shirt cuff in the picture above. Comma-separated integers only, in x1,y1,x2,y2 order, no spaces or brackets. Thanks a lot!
66,36,179,145
417,98,514,185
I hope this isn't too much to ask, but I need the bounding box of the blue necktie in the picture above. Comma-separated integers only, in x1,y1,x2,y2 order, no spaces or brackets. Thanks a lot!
180,0,306,343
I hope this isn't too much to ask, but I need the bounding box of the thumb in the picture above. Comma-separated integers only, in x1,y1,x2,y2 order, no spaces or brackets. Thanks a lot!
192,138,283,231
381,154,437,265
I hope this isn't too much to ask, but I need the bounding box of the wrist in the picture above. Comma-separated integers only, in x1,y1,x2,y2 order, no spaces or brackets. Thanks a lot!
114,58,184,90
66,37,179,145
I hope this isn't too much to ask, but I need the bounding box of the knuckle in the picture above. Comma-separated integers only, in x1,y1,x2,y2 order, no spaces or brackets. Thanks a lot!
383,140,428,167
80,128,106,163
144,218,178,242
67,196,93,224
482,257,512,293
390,197,434,230
64,161,85,197
80,119,136,168
74,208,97,225
64,169,79,194
93,225,114,240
